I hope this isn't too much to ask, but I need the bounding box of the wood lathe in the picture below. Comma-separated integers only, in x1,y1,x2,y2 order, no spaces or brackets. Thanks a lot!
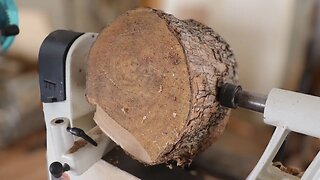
38,8,320,180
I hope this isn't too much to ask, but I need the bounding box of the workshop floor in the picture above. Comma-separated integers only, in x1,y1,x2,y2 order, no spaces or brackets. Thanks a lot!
0,130,47,180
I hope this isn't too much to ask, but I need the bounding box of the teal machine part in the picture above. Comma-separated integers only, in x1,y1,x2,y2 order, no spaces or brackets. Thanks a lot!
0,0,18,52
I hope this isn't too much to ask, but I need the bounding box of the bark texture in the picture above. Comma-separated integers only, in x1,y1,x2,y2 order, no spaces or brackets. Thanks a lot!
86,8,238,165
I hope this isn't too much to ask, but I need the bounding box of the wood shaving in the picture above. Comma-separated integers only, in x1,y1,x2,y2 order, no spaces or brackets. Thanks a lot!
272,161,304,177
173,112,177,118
158,85,163,92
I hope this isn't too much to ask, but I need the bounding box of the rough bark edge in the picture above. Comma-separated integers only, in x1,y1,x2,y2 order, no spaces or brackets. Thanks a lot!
153,9,238,165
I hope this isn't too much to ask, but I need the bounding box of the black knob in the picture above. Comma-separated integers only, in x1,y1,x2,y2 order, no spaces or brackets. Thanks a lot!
1,25,19,36
49,162,70,178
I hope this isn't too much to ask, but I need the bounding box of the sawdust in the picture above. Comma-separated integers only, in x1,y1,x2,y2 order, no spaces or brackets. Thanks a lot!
68,139,87,154
158,85,163,93
173,112,177,118
272,161,304,177
121,107,128,114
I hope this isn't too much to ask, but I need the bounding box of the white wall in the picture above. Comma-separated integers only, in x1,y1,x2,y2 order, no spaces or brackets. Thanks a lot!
162,0,297,93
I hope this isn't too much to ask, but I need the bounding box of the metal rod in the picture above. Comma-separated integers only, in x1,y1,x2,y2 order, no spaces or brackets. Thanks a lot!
218,83,267,113
236,90,267,113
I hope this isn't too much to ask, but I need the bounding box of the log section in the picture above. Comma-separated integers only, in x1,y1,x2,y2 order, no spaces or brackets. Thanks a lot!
86,8,238,165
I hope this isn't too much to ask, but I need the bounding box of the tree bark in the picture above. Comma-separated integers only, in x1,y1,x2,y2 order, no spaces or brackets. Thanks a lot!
86,8,238,165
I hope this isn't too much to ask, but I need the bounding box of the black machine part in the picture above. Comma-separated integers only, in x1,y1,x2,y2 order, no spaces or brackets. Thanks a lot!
49,161,70,178
0,24,19,36
66,127,98,147
38,30,83,103
218,83,267,113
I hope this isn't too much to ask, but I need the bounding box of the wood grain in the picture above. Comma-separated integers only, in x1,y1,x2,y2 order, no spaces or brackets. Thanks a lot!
86,8,238,165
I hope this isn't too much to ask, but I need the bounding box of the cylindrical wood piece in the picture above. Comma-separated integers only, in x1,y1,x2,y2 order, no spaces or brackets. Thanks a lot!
86,8,238,165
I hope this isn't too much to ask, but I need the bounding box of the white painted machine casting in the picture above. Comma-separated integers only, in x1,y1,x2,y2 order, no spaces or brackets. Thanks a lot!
219,83,320,180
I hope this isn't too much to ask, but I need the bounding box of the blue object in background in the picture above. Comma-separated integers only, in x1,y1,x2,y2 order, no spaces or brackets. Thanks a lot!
0,0,18,52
